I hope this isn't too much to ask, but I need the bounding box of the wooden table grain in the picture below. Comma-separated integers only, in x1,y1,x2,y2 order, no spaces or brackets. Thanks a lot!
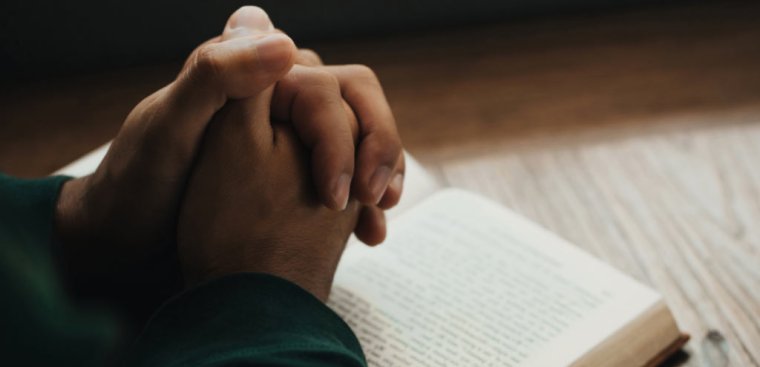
2,1,759,365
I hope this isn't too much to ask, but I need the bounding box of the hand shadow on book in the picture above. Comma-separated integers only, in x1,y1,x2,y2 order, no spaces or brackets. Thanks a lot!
661,350,690,367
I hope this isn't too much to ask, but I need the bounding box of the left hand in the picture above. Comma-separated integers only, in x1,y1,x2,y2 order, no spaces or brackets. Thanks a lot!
54,23,299,319
220,7,406,245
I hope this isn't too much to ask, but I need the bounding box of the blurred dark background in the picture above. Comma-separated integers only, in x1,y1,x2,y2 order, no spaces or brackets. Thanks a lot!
2,0,673,81
1,0,759,179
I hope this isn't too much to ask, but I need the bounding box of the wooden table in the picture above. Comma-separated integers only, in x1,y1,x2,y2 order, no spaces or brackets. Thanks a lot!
2,1,759,365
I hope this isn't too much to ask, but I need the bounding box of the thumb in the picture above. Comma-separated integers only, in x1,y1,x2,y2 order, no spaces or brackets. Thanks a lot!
136,33,295,155
106,32,295,186
76,20,296,263
170,33,296,122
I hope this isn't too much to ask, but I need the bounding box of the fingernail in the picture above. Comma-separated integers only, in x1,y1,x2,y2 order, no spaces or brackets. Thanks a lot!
255,34,294,69
332,173,351,210
230,6,274,32
369,166,392,204
389,173,404,194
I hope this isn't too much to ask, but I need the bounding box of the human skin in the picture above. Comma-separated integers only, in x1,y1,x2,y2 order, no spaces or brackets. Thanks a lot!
53,6,403,308
177,91,360,301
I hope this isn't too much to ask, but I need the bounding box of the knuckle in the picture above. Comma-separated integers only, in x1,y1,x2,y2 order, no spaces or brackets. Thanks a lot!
382,133,404,157
192,45,223,80
367,133,402,161
299,48,319,57
297,48,323,65
387,138,403,157
303,68,340,90
346,64,379,83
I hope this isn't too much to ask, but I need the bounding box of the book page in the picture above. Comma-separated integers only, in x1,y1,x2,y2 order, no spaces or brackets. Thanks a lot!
53,142,111,177
329,189,661,366
344,153,440,248
384,154,441,220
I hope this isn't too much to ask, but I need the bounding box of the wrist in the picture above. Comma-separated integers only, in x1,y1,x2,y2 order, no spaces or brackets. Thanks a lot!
54,176,106,281
55,176,183,312
179,243,338,302
54,175,121,279
55,176,92,246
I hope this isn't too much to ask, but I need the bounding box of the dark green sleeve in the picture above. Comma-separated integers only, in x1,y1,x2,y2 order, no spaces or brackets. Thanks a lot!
129,273,367,367
0,172,366,367
0,172,71,247
0,172,119,367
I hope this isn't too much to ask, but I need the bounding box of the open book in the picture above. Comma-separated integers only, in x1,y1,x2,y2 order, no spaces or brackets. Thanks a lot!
58,145,687,366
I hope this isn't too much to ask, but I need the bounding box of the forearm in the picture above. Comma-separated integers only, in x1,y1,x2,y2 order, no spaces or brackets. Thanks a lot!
55,175,182,324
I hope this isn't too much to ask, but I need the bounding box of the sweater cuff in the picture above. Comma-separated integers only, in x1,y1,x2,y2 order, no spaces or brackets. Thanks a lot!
129,273,366,367
0,172,71,248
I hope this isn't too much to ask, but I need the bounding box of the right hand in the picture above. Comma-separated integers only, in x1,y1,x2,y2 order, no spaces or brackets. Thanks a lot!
178,86,360,301
221,6,406,245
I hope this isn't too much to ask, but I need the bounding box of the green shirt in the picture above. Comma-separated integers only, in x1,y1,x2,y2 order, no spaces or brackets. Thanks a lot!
0,173,366,366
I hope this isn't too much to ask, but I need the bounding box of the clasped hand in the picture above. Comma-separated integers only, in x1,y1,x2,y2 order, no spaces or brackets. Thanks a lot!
54,7,404,306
